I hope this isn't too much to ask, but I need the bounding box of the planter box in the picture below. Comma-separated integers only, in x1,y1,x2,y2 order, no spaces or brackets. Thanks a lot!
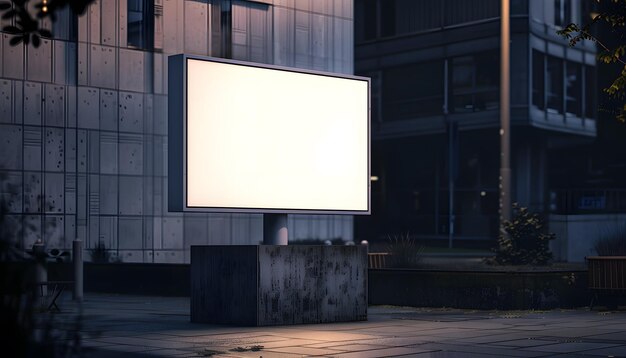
191,245,367,326
369,268,589,310
587,256,626,291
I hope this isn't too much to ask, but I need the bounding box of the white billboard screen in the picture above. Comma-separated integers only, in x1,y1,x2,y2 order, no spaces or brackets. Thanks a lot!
169,56,370,214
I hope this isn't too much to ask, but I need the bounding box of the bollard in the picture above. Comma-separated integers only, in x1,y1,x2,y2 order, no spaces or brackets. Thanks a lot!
33,239,47,296
73,239,83,301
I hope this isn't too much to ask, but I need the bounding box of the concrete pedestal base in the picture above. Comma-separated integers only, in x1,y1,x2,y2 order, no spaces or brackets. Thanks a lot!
191,245,367,326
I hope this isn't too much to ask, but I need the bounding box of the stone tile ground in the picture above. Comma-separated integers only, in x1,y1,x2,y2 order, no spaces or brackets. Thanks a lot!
49,293,626,357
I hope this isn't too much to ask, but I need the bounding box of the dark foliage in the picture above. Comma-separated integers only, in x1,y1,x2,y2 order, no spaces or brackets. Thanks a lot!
0,0,96,47
557,0,626,122
487,204,556,265
386,232,424,268
0,173,83,357
89,241,111,263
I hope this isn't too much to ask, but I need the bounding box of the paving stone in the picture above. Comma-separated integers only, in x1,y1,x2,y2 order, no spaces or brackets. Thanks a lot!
523,342,621,354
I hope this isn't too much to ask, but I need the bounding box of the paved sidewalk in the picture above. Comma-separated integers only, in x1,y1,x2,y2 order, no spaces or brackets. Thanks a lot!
54,293,626,357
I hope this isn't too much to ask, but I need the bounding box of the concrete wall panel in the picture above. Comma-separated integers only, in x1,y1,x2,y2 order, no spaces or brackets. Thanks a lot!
98,215,117,250
53,39,77,85
23,127,41,171
77,130,87,172
208,214,232,244
63,129,75,175
100,132,118,174
45,84,65,127
89,0,102,44
77,43,88,85
162,0,183,54
44,127,64,172
184,1,208,55
89,131,100,173
89,173,100,216
77,87,100,129
2,35,24,79
90,45,116,88
0,80,12,123
100,89,118,131
64,173,76,214
184,216,208,246
119,133,143,175
23,82,42,125
162,216,183,249
27,40,52,82
119,216,143,249
99,174,118,215
1,171,23,213
24,172,42,213
0,124,22,170
45,173,64,214
101,0,117,46
119,49,145,92
119,92,144,133
119,176,143,215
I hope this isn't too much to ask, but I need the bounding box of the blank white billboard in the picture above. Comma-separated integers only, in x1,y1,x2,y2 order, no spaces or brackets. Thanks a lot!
168,55,370,214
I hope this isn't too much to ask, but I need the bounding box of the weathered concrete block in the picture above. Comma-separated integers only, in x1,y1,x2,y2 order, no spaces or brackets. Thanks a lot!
191,245,367,326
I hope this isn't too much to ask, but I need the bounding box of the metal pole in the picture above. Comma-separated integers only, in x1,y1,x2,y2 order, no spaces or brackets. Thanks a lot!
33,240,46,296
500,0,512,226
263,213,288,245
73,239,83,301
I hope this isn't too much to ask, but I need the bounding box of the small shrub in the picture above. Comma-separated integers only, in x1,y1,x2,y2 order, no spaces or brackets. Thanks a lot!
594,226,626,256
487,203,555,265
90,241,111,263
387,233,424,268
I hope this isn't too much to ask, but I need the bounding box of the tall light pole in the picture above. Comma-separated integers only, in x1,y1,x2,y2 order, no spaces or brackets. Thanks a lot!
499,0,512,227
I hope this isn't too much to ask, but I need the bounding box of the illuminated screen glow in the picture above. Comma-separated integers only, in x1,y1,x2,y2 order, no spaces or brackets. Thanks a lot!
184,58,369,212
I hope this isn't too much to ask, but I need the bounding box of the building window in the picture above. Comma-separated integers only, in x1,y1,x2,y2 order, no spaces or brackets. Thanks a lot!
450,51,499,113
585,65,596,118
382,60,444,120
532,50,545,109
379,0,396,37
546,55,564,114
554,0,571,27
128,0,154,49
566,61,582,117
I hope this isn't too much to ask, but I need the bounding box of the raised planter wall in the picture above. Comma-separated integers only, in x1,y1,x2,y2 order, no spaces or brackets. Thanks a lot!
369,269,589,310
47,263,590,310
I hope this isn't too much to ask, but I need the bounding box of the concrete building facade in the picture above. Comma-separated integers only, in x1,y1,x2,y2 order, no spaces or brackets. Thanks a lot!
0,0,356,262
354,0,600,244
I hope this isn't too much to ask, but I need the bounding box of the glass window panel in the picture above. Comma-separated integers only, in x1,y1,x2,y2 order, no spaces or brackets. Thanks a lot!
546,55,563,113
128,0,154,49
566,61,582,117
380,0,396,37
450,51,499,113
382,61,444,120
585,65,596,118
532,50,545,109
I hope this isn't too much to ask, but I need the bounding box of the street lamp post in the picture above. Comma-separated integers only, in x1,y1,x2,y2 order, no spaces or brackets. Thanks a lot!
500,0,512,226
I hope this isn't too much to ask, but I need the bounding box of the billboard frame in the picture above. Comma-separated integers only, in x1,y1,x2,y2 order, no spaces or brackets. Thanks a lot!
168,54,371,215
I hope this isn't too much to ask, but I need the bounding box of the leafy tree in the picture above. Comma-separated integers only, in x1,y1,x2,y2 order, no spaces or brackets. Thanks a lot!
557,0,626,122
487,203,555,266
0,0,96,47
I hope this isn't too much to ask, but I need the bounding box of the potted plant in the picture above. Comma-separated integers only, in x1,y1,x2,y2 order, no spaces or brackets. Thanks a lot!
587,226,626,309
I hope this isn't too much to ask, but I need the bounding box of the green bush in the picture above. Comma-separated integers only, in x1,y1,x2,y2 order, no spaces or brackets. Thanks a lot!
594,226,626,256
487,203,555,265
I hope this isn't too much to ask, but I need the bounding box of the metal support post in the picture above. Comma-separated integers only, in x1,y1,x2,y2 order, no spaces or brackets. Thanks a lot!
73,239,83,301
263,213,288,245
500,0,512,225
